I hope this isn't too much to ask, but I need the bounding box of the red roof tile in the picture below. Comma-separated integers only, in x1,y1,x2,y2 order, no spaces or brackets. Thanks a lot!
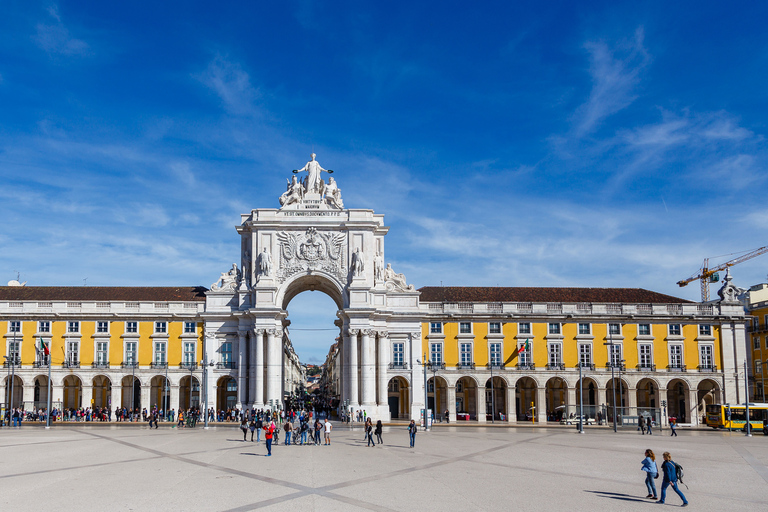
0,286,207,302
417,286,692,304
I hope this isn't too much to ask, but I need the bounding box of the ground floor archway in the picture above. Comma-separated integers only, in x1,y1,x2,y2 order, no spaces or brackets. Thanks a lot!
92,375,111,409
4,375,23,409
179,375,200,410
455,376,478,420
149,375,169,410
121,376,141,411
485,376,507,421
33,375,49,410
427,375,448,420
217,376,237,411
545,377,568,421
516,377,537,421
63,375,82,410
387,376,410,419
696,379,720,425
667,378,690,424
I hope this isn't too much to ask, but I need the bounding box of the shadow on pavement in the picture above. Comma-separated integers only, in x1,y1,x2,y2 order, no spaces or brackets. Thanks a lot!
585,490,650,503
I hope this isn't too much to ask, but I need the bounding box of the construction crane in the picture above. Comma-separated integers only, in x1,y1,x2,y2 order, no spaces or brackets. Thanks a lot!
677,245,768,302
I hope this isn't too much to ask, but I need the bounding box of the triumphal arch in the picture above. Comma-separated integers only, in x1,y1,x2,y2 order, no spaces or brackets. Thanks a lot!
204,154,422,420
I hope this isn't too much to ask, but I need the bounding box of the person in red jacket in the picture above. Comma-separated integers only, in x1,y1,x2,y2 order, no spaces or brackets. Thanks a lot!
264,420,275,456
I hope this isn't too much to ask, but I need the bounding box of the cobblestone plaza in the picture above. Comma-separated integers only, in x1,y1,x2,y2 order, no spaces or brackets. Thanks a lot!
1,425,766,511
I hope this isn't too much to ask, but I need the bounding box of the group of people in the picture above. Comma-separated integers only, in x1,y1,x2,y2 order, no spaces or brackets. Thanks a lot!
641,449,688,506
233,409,334,456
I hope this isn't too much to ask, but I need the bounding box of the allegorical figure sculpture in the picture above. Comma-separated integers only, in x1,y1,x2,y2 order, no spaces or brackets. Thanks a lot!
279,175,304,206
211,263,241,291
351,247,365,276
374,252,385,282
257,248,273,277
323,176,344,208
294,153,331,195
384,263,414,291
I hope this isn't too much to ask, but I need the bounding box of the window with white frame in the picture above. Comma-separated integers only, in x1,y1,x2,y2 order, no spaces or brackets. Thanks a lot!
578,323,591,335
393,342,404,366
97,321,109,334
38,321,50,333
489,322,501,334
490,342,502,366
125,341,137,364
430,322,442,334
184,321,196,334
126,321,138,334
9,320,21,333
548,343,562,366
459,343,472,365
639,344,653,368
66,340,79,364
757,362,763,374
518,322,531,335
548,323,561,335
699,324,712,336
154,321,167,334
638,324,651,336
154,342,166,364
67,321,79,333
755,337,761,350
609,344,622,367
7,339,20,363
221,342,232,365
183,342,195,364
700,345,713,369
609,323,621,336
579,344,592,367
96,341,108,364
518,342,531,366
35,340,48,365
430,343,442,364
459,322,472,334
669,345,683,368
668,324,681,336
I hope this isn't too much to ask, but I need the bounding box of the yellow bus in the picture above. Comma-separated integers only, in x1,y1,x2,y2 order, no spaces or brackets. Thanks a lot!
705,403,768,430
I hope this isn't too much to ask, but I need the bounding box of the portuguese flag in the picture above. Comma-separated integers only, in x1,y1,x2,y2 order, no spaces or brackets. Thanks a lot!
38,337,49,356
516,339,529,355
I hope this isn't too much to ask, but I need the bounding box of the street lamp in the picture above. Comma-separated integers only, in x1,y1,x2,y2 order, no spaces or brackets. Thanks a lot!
201,353,214,429
604,329,622,433
578,359,584,434
416,354,429,430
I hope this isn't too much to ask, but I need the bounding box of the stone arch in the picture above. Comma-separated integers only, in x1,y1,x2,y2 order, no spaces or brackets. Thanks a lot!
666,378,690,424
387,376,410,419
455,376,478,420
92,375,112,409
179,375,200,410
149,375,170,411
485,376,507,421
636,377,660,410
62,375,83,410
217,376,238,411
696,379,720,424
279,272,346,311
574,377,600,422
121,375,142,411
605,376,629,425
516,376,538,421
3,375,23,409
33,374,49,409
427,375,448,421
545,376,568,421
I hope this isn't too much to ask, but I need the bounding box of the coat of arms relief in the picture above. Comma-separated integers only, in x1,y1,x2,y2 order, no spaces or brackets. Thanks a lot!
276,228,346,283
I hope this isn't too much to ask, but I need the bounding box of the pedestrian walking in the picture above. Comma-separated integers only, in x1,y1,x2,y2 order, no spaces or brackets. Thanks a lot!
240,417,248,441
408,419,417,448
646,417,653,435
638,415,646,434
658,451,688,506
249,417,257,441
324,418,333,445
375,420,383,444
264,421,275,456
670,418,678,436
366,419,375,447
284,420,293,445
641,449,658,500
314,418,322,445
445,409,450,424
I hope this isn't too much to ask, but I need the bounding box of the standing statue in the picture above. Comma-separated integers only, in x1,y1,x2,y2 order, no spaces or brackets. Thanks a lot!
351,247,365,276
323,176,344,208
257,248,273,277
293,153,331,194
374,252,385,282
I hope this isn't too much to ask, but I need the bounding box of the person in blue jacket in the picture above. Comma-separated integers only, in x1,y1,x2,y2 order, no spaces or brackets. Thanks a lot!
641,449,658,499
659,451,688,506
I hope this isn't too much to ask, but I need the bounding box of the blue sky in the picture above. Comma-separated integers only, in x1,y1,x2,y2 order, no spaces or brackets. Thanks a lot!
2,2,768,363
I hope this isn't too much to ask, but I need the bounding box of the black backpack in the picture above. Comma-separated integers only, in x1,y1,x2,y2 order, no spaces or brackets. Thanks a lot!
673,461,688,489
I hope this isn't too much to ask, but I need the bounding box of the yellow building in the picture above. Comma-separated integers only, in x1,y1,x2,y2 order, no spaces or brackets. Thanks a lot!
747,283,768,401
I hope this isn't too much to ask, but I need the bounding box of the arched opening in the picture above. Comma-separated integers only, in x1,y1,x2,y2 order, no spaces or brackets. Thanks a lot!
485,376,507,421
121,375,141,412
92,375,111,409
696,379,720,425
34,375,49,410
636,378,660,428
149,376,169,411
427,376,448,420
387,376,410,419
605,377,628,425
667,379,690,424
545,377,568,422
217,376,238,412
4,375,23,409
179,375,200,411
516,377,537,421
575,377,599,423
455,376,478,420
63,375,82,410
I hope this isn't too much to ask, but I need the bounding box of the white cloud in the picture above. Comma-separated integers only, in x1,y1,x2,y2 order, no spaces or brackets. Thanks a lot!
573,27,650,136
196,56,260,116
34,5,90,57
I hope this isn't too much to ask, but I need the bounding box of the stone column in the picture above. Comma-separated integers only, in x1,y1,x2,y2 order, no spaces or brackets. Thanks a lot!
689,388,700,426
377,332,389,408
536,386,547,423
111,384,121,413
169,384,180,413
476,385,487,423
265,329,282,409
249,329,257,408
237,331,247,409
52,379,64,410
361,329,376,406
140,383,150,412
348,329,359,406
506,385,516,422
253,329,265,408
567,387,577,412
627,386,638,411
22,381,35,407
658,387,667,426
447,385,457,422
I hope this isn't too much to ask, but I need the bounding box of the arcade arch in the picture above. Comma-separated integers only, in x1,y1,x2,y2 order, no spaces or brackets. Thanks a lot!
92,375,111,409
388,376,410,419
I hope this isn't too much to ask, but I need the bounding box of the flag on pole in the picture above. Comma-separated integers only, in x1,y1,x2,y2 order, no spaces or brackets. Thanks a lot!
516,339,529,355
38,337,49,356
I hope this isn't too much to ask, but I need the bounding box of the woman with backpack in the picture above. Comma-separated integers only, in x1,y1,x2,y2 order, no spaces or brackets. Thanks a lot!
375,420,383,445
641,449,658,500
659,451,688,506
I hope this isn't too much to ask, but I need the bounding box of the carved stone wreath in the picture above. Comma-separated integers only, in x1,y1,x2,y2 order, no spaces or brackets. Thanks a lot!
276,228,346,283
